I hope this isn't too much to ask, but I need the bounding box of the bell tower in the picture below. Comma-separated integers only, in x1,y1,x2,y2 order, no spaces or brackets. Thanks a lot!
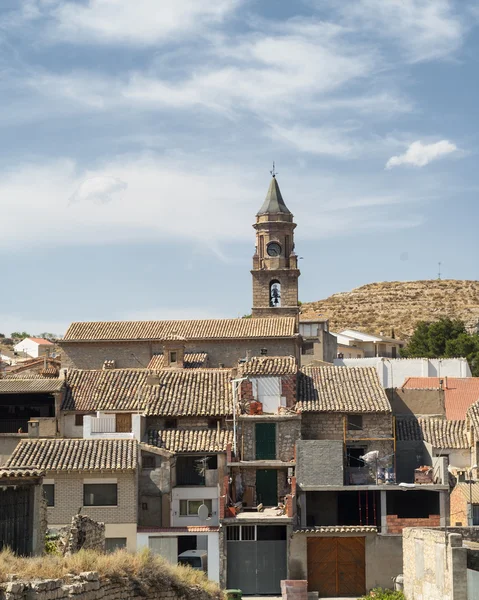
251,174,300,318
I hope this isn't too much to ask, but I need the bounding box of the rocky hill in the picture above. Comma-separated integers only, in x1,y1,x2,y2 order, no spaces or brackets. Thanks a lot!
301,280,479,340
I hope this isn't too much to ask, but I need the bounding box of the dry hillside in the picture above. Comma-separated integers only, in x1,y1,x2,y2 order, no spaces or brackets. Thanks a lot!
301,280,479,340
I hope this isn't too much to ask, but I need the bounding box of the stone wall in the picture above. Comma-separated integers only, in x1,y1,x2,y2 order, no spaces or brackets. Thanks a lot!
0,572,220,600
450,486,468,526
239,417,301,461
61,339,299,370
389,388,445,417
301,414,392,447
403,527,468,600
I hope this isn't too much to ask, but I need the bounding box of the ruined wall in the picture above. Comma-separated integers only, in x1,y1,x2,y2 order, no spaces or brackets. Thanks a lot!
60,515,105,554
0,572,220,600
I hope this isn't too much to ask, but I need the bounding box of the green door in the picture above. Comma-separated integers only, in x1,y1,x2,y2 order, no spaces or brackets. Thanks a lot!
256,469,278,506
255,423,276,459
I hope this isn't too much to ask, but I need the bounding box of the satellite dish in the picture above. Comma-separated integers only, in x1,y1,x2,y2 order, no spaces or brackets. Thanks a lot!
197,504,209,522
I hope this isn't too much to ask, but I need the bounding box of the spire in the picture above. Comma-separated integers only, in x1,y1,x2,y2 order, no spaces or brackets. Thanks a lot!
257,176,292,216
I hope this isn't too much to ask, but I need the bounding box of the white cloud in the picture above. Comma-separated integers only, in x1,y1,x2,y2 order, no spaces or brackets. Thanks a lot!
386,140,458,169
336,0,465,62
24,0,239,45
69,176,128,205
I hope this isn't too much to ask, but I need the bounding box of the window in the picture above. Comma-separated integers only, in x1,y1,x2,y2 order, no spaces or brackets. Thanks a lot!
169,351,177,363
75,414,84,427
105,538,127,553
142,455,156,469
347,415,363,431
260,348,268,356
43,484,54,507
165,419,177,429
208,419,220,429
179,499,213,517
83,483,117,506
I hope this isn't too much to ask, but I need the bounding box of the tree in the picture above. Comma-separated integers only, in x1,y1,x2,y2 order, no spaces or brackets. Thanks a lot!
10,331,31,340
401,318,479,376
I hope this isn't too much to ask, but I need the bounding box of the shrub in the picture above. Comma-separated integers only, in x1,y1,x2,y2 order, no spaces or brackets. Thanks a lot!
360,588,405,600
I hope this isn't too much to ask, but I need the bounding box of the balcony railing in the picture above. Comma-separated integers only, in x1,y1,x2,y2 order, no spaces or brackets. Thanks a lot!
345,466,396,485
0,419,30,433
90,416,116,433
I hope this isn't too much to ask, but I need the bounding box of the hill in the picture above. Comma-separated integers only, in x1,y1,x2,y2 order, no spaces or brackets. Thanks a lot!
301,280,479,340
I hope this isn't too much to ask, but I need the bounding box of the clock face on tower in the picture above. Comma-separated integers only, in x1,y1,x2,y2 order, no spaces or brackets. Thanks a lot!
267,242,282,257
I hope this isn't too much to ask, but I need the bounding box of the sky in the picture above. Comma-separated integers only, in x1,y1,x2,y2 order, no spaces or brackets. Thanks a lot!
1,0,479,336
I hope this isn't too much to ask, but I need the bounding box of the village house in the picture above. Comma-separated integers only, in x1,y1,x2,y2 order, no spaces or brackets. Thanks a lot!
5,438,138,551
332,329,404,359
13,337,54,359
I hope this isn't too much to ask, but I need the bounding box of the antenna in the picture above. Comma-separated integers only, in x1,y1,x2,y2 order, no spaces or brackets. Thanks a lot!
270,161,278,178
438,261,442,280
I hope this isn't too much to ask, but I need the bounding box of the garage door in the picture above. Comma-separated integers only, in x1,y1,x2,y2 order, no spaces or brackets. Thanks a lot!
227,525,287,595
307,537,365,597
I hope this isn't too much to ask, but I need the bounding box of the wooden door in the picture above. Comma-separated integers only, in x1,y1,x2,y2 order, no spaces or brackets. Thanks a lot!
116,413,132,433
256,469,278,506
307,537,365,597
255,423,276,459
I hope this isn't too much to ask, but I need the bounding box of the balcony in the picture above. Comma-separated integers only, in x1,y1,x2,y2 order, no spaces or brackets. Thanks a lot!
0,418,29,434
345,466,396,486
84,415,134,439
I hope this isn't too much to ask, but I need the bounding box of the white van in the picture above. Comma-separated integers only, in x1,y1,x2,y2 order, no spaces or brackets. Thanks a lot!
178,549,208,572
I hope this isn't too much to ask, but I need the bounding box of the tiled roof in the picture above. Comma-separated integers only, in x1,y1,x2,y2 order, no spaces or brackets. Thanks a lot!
6,439,137,471
147,353,209,370
137,527,219,533
467,402,479,435
0,379,64,394
396,417,468,449
454,482,479,504
63,369,233,416
0,467,45,479
62,317,297,341
26,338,54,345
296,366,391,413
239,356,297,376
294,526,377,534
145,429,234,453
402,377,479,420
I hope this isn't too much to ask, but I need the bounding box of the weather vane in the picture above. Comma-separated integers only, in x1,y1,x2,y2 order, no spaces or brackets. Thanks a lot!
270,161,278,178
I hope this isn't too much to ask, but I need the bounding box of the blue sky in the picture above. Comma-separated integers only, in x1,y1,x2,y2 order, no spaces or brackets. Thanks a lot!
1,0,479,336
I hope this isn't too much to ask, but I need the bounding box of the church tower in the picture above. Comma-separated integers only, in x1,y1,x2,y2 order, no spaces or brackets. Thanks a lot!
251,175,300,318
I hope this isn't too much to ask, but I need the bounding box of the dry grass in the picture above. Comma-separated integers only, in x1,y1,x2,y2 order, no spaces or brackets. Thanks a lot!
0,548,222,598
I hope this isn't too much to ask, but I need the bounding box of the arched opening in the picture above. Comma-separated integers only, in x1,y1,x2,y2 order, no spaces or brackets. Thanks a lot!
270,280,281,308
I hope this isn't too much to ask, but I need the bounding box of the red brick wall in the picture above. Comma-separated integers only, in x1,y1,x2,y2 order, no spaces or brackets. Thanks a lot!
386,514,440,534
450,486,468,526
281,374,297,407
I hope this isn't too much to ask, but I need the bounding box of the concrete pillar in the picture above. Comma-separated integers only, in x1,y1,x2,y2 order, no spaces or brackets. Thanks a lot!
299,492,307,528
380,490,388,533
440,491,448,527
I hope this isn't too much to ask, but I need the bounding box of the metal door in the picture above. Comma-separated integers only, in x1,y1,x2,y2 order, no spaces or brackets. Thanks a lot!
116,413,132,433
255,422,276,459
256,469,277,506
307,537,366,597
227,535,286,594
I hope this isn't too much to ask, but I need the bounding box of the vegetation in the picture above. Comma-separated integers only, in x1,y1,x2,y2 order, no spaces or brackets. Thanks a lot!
0,548,221,597
401,317,479,376
10,331,32,340
359,588,405,599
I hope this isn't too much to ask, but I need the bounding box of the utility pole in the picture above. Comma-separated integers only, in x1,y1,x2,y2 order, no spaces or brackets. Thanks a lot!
438,262,442,280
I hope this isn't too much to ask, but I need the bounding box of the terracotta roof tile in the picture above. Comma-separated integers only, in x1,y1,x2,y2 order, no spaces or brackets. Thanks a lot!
147,353,208,369
402,377,479,420
396,417,468,449
63,368,233,416
0,467,45,478
137,527,219,533
6,438,137,471
296,366,391,413
0,379,64,394
27,338,53,345
62,317,297,341
145,429,234,453
294,526,377,533
239,356,297,376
